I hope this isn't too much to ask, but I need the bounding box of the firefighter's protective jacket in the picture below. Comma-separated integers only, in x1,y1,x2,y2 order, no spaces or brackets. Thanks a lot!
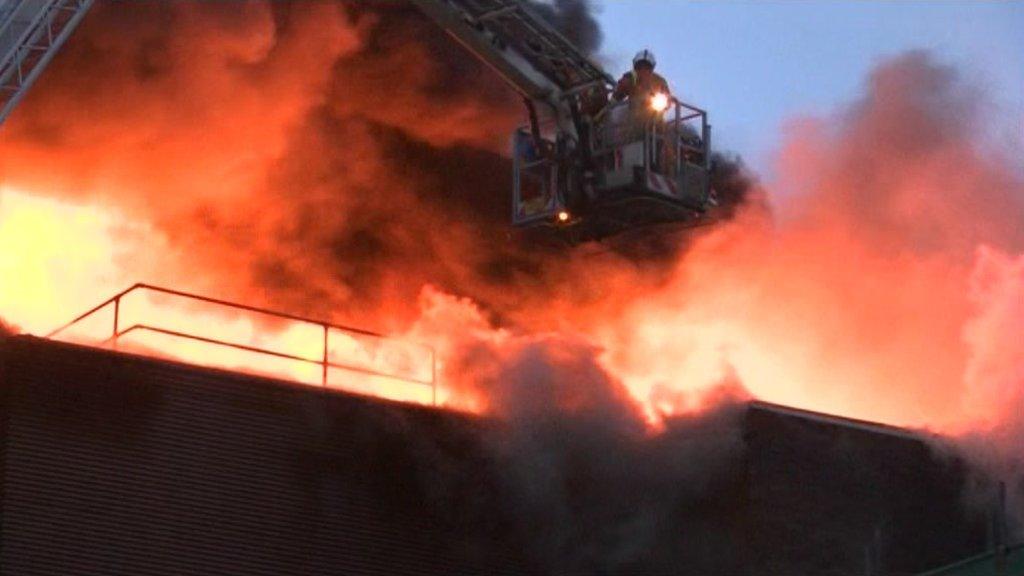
612,70,671,104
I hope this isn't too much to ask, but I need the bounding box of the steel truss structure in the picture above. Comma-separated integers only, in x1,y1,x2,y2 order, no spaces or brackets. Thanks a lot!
0,0,93,125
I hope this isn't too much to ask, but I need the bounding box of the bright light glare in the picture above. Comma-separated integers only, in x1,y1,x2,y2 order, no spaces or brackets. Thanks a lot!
650,92,669,113
557,210,570,223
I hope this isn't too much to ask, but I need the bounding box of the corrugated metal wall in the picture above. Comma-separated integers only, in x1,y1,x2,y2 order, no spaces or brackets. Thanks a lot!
0,336,992,576
743,405,987,574
0,336,528,576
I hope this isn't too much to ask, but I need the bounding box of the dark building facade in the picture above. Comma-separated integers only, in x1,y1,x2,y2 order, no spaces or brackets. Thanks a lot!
0,336,988,575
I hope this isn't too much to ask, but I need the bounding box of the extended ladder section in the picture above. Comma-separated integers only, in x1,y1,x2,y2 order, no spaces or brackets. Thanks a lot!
0,0,93,125
408,0,612,109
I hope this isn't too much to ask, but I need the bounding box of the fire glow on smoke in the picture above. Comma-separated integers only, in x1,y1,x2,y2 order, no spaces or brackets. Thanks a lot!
0,2,1021,443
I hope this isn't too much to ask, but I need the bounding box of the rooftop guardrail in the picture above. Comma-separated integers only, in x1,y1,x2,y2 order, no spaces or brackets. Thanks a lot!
46,283,437,405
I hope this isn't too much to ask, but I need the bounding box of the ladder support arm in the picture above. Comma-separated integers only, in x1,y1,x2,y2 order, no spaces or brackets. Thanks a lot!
408,0,612,120
408,0,560,104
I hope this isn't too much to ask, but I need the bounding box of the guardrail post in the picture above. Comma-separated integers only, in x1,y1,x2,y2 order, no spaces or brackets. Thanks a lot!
111,296,120,350
321,324,329,387
674,101,681,178
703,115,711,171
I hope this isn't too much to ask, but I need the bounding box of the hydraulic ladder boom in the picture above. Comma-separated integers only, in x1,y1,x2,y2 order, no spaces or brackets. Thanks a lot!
0,0,94,126
408,0,612,127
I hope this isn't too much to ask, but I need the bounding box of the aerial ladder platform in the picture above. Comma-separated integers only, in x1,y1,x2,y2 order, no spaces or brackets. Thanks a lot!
410,0,716,241
0,0,93,125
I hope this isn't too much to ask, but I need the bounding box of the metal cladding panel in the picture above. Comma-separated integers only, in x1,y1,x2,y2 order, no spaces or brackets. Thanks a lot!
742,404,988,574
0,337,993,576
0,337,527,576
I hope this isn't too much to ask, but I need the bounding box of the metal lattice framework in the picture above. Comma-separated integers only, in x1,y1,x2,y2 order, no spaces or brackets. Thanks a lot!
408,0,612,104
454,0,611,93
0,0,93,125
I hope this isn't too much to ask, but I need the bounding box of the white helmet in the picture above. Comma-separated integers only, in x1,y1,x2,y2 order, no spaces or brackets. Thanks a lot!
633,49,656,69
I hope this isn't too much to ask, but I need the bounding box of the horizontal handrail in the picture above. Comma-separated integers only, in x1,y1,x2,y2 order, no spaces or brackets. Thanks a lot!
48,282,394,340
46,283,437,404
114,324,434,387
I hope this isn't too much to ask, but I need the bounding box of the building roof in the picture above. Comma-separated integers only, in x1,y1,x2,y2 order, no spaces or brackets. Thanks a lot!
747,400,931,441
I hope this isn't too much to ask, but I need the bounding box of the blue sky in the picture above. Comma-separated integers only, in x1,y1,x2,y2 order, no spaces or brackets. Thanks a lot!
595,1,1024,173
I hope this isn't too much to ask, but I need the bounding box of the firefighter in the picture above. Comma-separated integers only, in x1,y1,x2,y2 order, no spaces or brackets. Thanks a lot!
611,49,673,169
612,49,671,112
